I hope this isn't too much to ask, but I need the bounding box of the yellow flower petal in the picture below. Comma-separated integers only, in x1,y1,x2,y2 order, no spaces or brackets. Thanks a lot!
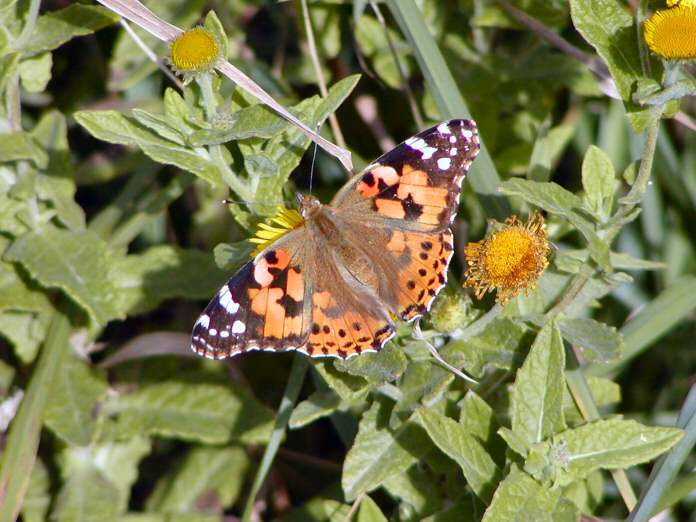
249,207,304,257
644,5,696,60
463,212,550,304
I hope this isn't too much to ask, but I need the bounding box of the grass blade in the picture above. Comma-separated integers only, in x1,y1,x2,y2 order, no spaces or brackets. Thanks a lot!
0,310,71,522
589,277,696,377
628,385,696,521
384,0,510,220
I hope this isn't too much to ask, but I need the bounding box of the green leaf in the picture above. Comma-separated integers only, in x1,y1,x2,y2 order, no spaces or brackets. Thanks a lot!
415,408,501,502
24,4,119,54
563,376,620,424
289,390,341,429
443,318,529,376
74,110,222,187
102,382,274,445
51,466,121,522
382,466,442,517
130,109,187,146
60,437,151,512
31,110,75,179
510,320,566,452
357,496,388,522
534,418,683,487
481,468,579,522
19,52,52,93
581,145,616,221
44,354,109,446
0,310,51,363
257,75,360,209
342,401,431,500
334,343,409,384
146,446,249,513
499,178,595,241
459,391,498,449
314,360,370,402
4,226,121,325
569,0,658,131
112,246,228,316
0,132,48,167
189,104,290,145
21,458,51,522
558,316,623,363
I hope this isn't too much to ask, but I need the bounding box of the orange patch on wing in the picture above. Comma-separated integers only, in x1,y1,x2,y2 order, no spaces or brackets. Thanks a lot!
283,313,303,338
375,199,406,219
263,288,285,338
250,287,268,316
286,268,303,301
313,291,331,308
386,230,406,252
267,249,290,269
396,184,448,207
400,167,428,186
373,165,399,185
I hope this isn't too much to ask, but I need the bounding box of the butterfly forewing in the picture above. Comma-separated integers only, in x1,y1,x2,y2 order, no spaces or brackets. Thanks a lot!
331,119,480,232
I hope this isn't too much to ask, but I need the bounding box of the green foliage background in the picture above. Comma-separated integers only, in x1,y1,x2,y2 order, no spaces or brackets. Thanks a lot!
1,0,696,521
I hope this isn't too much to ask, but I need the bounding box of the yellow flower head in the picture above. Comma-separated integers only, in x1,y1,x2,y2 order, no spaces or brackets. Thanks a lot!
248,206,304,257
644,3,696,60
463,212,549,304
169,27,221,74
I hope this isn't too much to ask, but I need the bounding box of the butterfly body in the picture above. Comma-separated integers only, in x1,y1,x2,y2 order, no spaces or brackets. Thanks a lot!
191,119,480,359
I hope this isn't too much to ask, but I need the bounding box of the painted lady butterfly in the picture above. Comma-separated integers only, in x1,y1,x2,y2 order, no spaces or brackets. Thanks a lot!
191,119,480,359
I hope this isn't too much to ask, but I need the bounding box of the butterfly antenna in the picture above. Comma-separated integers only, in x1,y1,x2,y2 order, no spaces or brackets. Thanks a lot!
308,123,321,194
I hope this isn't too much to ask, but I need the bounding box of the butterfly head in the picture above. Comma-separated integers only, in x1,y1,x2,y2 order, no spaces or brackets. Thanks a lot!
297,193,322,219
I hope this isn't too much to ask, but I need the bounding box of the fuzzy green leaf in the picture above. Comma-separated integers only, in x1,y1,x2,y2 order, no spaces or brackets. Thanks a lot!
0,132,48,167
553,418,681,486
510,320,566,451
558,316,623,363
44,355,109,446
481,468,579,522
569,0,658,131
19,52,52,93
102,382,274,445
112,246,228,316
74,110,222,186
146,446,249,513
4,226,121,325
416,408,500,502
342,401,431,500
24,4,119,54
289,390,341,429
357,496,388,522
334,343,409,384
526,418,682,487
21,458,50,522
189,104,290,145
51,466,121,522
581,145,616,221
459,391,498,449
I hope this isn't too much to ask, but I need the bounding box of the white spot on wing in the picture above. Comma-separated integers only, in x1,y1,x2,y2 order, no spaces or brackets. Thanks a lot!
196,314,210,329
406,136,437,160
209,328,217,336
220,330,229,338
437,158,451,170
437,122,452,134
232,320,246,334
462,129,473,139
449,147,458,156
449,136,456,143
219,286,240,314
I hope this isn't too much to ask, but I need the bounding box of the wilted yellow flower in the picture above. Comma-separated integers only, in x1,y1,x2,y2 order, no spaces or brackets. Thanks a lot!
644,3,696,60
463,212,549,304
169,27,221,74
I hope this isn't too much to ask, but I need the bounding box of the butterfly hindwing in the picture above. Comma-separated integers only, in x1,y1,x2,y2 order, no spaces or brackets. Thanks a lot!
331,119,480,232
191,239,310,359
